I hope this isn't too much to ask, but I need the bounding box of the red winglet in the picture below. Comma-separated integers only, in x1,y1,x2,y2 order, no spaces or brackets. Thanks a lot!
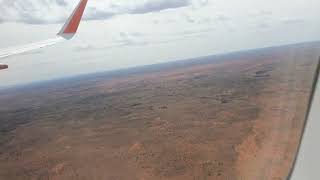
58,0,88,39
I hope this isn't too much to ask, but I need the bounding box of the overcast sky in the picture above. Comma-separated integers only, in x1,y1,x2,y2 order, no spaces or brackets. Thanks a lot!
0,0,320,88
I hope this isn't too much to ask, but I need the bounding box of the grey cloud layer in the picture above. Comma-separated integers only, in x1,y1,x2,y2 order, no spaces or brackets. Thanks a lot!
130,0,190,14
0,0,192,24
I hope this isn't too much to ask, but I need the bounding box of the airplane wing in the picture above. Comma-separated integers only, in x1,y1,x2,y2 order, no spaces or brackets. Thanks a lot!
0,0,88,70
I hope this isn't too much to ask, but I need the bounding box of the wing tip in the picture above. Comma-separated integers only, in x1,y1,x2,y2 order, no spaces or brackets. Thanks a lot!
58,0,88,40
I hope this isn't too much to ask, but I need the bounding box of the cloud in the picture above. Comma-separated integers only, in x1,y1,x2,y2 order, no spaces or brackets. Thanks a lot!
73,43,97,51
191,0,208,9
116,32,148,46
281,18,305,25
0,0,70,24
184,14,196,23
216,14,230,22
256,22,270,29
85,7,116,20
130,0,191,14
55,0,67,7
0,0,194,24
248,10,273,18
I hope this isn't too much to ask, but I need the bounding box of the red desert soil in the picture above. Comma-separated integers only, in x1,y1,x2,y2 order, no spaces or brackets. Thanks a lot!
0,42,319,180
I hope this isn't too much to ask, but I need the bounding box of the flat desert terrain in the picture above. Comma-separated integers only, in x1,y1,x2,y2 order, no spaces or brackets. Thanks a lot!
0,42,319,180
